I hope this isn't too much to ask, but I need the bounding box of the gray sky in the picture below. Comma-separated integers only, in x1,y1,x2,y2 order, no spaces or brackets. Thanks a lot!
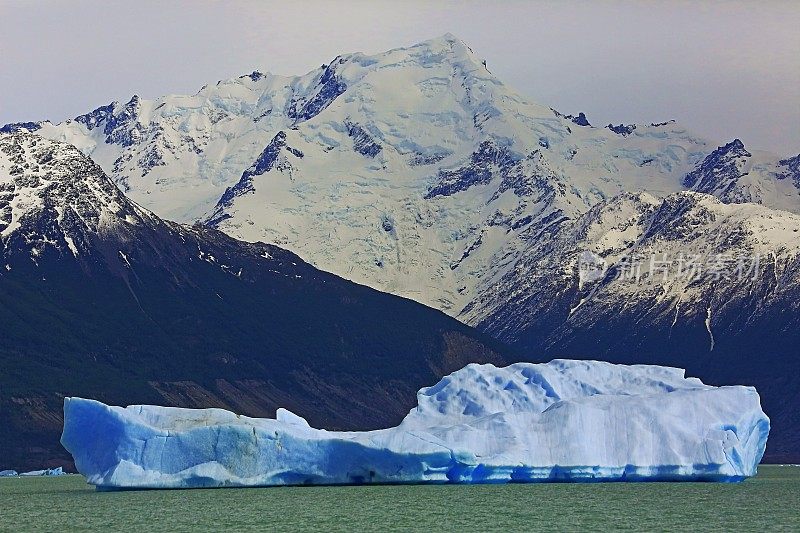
1,0,798,154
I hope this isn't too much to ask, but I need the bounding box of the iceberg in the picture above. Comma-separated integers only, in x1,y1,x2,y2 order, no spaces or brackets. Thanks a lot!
19,467,66,477
61,360,769,489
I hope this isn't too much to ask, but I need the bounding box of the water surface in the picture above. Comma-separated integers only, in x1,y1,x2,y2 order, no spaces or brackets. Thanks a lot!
1,466,798,531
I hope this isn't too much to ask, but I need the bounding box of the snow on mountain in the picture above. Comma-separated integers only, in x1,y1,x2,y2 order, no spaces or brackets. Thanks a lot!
0,132,158,263
683,139,800,212
465,190,800,339
15,34,797,318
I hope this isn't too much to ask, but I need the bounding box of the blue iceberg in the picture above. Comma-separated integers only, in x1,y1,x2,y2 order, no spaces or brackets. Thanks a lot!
61,360,769,489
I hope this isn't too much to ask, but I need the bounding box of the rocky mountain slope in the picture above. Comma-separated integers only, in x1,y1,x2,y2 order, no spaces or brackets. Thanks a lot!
0,132,508,471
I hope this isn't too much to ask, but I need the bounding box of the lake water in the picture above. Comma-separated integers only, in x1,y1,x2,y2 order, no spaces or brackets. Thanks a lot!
1,466,798,531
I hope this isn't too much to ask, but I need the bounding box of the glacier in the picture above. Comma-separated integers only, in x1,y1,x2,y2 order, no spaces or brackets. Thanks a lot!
60,360,769,489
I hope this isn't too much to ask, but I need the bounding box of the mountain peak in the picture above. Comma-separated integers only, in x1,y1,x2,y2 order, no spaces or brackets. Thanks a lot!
0,121,44,134
363,33,487,75
682,138,752,195
439,31,460,42
414,33,471,52
0,132,146,257
1,132,112,192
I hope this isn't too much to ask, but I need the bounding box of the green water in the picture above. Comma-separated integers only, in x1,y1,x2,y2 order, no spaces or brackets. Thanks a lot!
0,466,798,532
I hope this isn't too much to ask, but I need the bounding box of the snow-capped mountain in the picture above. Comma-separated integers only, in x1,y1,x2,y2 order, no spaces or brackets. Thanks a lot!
0,132,507,471
683,140,800,212
0,128,163,265
12,34,798,319
4,35,799,460
465,191,800,340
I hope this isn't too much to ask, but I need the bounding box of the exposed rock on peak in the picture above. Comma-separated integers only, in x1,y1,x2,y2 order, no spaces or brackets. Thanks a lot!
775,153,800,188
569,112,591,126
607,123,636,136
682,139,752,200
0,121,42,134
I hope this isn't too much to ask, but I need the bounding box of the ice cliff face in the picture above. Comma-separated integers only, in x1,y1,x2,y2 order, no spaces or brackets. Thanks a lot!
61,360,769,489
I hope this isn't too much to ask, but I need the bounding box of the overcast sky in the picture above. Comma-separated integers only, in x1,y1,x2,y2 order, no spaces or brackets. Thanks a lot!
1,0,798,154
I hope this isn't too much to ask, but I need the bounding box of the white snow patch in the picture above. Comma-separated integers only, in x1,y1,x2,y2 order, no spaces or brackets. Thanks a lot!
64,234,79,257
705,305,715,352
